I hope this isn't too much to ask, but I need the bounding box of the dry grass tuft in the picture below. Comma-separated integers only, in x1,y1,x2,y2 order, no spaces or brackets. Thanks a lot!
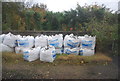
2,52,112,65
56,53,112,64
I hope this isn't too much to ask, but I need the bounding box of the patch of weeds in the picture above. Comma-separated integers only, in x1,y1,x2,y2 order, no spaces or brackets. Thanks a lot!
2,52,112,65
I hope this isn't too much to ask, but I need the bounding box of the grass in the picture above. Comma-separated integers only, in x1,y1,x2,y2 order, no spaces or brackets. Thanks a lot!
2,52,23,63
2,52,112,65
56,53,112,65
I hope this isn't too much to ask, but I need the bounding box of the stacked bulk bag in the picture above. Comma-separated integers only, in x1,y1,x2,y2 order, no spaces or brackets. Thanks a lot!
1,32,96,62
40,45,56,62
55,48,63,54
15,35,34,54
23,47,41,62
15,47,25,54
0,43,14,52
48,36,59,47
78,36,84,45
64,47,79,55
80,35,96,49
48,34,63,54
1,33,15,52
64,34,79,48
35,35,48,48
3,32,17,47
16,35,34,48
79,35,96,56
15,35,24,54
79,48,94,56
64,34,79,55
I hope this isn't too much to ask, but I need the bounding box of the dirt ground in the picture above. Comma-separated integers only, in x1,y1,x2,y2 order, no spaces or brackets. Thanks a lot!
2,52,119,79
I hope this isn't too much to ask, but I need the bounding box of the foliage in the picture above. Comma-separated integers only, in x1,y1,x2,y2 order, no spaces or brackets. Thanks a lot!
2,2,117,31
2,2,118,54
86,19,118,54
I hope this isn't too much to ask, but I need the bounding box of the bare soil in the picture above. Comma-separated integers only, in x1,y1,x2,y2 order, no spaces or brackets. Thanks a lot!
2,52,119,79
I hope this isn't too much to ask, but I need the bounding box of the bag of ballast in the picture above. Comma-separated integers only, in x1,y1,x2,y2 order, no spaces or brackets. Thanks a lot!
16,35,34,48
3,32,17,47
48,34,63,54
48,34,63,48
79,48,94,56
35,35,48,48
55,47,63,54
64,47,79,55
15,47,25,54
64,34,79,48
0,43,14,52
23,47,41,62
80,35,96,49
40,45,56,62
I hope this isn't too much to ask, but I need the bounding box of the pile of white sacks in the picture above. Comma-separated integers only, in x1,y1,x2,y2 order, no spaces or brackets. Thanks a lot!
0,32,96,62
64,34,96,56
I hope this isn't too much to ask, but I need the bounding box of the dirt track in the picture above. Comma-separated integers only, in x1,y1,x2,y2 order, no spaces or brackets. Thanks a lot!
2,55,118,79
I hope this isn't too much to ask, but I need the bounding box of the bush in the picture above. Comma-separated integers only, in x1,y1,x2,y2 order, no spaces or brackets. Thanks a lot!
86,19,118,55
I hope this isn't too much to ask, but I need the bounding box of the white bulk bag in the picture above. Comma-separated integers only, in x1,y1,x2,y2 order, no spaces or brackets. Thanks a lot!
26,36,34,48
35,35,48,47
40,45,56,62
16,36,28,47
55,47,63,54
48,37,59,47
54,34,63,47
23,47,41,62
79,48,94,56
81,35,96,49
15,35,22,46
78,36,85,44
15,47,25,54
16,36,34,48
48,34,63,48
0,34,5,43
3,32,17,47
64,47,79,55
64,34,79,48
0,43,14,52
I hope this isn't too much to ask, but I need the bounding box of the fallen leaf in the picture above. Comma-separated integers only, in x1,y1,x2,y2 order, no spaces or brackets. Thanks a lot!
81,61,84,64
47,71,49,74
98,73,102,75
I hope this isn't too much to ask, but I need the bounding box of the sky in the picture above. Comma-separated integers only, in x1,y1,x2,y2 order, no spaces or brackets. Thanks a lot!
5,0,119,12
30,0,119,12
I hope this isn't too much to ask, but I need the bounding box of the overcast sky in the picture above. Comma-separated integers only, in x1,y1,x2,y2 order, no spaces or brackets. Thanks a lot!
5,0,119,12
29,0,119,12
